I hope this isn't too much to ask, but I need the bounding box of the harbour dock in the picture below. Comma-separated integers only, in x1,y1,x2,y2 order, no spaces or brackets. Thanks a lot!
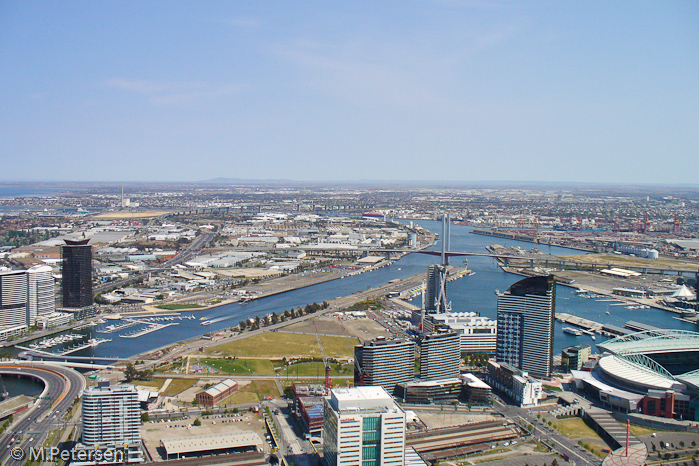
119,322,179,339
556,313,604,333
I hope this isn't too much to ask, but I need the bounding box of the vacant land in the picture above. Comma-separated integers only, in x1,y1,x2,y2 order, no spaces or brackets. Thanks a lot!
219,380,280,405
204,332,359,359
558,253,698,271
281,315,387,342
134,379,166,391
161,378,197,397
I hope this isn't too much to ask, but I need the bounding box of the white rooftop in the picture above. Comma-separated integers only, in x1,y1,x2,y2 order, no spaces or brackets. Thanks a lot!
160,431,263,455
330,386,400,413
597,355,685,391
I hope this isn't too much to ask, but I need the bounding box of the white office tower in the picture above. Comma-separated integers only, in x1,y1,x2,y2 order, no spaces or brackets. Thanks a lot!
26,265,55,325
81,382,143,463
496,275,556,378
323,387,406,466
0,269,28,329
420,330,460,380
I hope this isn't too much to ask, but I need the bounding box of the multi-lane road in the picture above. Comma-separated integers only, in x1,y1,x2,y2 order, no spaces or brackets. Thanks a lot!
0,362,85,465
494,397,603,466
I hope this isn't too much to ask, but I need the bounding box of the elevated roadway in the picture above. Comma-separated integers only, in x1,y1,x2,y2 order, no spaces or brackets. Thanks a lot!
0,362,85,465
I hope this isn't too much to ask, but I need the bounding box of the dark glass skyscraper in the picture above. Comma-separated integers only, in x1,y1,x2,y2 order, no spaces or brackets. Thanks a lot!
496,275,556,378
61,239,93,308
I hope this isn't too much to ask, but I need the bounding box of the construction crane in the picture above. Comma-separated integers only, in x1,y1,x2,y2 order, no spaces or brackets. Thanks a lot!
313,320,332,393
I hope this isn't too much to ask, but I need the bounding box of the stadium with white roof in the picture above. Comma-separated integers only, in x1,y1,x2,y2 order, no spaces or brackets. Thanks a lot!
571,330,699,421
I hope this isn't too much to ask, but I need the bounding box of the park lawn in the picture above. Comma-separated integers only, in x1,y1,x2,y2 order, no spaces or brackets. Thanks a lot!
282,361,353,378
552,418,605,442
583,441,611,459
202,358,275,376
161,378,197,397
156,303,205,310
205,332,359,358
624,422,660,437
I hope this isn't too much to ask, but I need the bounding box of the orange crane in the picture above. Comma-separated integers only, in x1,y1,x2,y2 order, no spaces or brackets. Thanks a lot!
313,320,332,393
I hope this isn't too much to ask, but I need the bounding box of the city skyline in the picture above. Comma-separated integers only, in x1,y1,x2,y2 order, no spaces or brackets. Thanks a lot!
1,2,698,184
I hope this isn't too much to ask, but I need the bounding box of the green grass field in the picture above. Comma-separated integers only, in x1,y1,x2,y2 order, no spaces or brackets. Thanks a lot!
205,332,359,358
281,361,353,378
156,303,205,310
202,358,275,375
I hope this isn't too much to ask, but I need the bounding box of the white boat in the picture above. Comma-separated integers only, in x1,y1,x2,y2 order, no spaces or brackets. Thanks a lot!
563,327,583,336
201,320,212,326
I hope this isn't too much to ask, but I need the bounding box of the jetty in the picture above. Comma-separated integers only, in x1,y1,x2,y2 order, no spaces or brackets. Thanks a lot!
120,322,179,339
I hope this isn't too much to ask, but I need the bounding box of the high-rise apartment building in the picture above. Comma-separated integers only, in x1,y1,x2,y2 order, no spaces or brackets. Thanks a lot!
419,330,460,380
425,264,448,312
81,381,143,463
322,386,406,466
354,337,414,395
61,238,93,308
26,265,55,325
0,269,28,329
496,275,556,378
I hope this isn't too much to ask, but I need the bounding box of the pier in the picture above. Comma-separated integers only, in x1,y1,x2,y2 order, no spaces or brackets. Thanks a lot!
61,338,112,355
556,313,604,333
120,322,179,339
97,320,139,334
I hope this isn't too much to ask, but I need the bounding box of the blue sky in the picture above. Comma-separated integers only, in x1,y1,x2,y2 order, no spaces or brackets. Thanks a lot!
1,1,697,183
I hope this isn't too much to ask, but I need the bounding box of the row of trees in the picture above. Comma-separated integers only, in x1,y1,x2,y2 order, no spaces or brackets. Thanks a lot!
463,352,490,367
238,301,330,331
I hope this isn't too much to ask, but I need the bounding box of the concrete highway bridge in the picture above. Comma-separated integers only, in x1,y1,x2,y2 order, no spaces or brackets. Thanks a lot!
365,248,698,275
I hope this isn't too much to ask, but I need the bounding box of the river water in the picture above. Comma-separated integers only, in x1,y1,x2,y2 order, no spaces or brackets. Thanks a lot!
17,221,697,361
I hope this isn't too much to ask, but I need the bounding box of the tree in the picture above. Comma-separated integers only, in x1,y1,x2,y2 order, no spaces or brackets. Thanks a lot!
193,418,201,426
141,412,149,423
124,363,138,383
239,320,247,330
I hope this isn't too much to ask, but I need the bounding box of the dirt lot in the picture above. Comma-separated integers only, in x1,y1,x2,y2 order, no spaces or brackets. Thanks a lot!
281,315,388,342
142,412,268,461
415,410,498,429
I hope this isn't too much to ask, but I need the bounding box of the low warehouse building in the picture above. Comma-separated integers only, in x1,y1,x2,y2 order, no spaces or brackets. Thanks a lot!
160,431,263,460
195,378,238,406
